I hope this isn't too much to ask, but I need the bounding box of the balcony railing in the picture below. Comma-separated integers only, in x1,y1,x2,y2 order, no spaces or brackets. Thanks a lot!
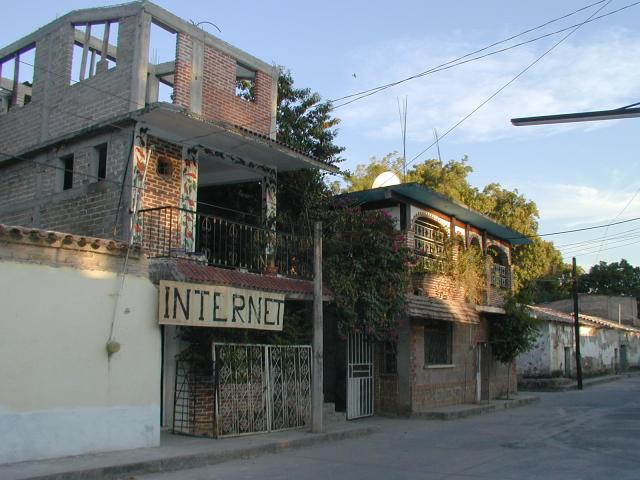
490,263,509,288
138,206,313,279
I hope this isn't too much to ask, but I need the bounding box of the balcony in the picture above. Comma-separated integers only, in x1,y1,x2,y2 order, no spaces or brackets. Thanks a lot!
138,206,313,279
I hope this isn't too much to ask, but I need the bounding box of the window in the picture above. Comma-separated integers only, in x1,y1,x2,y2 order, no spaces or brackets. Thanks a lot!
70,21,119,84
381,341,397,375
0,44,35,114
424,319,453,366
94,143,107,181
58,154,74,191
235,62,256,101
156,156,172,179
414,217,446,271
487,245,509,288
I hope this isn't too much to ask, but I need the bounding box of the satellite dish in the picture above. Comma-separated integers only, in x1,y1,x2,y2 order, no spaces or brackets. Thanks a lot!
372,171,401,189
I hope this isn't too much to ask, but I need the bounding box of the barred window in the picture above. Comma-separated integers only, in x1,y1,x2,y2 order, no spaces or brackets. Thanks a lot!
424,319,453,365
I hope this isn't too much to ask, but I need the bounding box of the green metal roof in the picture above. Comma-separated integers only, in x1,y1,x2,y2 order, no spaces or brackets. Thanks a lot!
338,183,532,245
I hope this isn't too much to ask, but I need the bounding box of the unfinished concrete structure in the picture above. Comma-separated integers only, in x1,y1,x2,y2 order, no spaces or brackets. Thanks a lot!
0,1,332,238
0,2,338,460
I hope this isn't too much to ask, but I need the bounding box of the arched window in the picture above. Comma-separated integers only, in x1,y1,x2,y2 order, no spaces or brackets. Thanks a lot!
413,217,446,271
487,245,509,288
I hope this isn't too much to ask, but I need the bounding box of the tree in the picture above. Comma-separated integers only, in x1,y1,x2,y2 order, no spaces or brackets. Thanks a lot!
275,69,345,233
489,297,540,398
580,259,640,296
324,204,410,339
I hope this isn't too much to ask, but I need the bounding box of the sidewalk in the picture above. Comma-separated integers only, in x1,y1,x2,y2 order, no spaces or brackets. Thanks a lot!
412,394,539,420
0,420,380,480
519,371,640,392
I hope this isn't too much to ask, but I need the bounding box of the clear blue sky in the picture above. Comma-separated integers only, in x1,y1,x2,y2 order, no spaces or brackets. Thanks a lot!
3,0,639,270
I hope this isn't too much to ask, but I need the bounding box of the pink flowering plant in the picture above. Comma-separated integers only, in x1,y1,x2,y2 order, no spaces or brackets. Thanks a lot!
324,204,411,340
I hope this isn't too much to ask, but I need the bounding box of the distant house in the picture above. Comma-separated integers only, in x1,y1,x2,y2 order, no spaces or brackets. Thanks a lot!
541,295,640,327
335,183,531,415
517,305,640,378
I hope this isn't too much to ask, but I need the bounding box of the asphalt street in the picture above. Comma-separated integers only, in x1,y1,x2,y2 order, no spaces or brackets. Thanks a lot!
138,376,640,480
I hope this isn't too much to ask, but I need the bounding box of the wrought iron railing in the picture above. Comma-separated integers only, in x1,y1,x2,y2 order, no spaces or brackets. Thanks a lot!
138,206,313,279
490,263,510,288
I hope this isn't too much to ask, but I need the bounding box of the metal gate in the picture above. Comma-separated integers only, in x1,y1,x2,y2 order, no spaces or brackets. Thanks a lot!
346,333,374,419
213,343,311,438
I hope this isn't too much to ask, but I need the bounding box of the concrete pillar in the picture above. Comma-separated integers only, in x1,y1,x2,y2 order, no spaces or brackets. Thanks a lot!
129,12,151,111
189,38,204,115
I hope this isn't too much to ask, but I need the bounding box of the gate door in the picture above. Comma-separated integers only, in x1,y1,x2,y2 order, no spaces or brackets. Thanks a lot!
213,343,311,438
346,333,374,419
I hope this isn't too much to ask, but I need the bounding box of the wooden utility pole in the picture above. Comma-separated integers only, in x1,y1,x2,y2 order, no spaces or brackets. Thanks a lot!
312,221,324,432
572,257,583,390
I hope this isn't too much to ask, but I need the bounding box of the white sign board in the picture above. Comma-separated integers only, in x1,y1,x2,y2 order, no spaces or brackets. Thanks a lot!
159,280,284,331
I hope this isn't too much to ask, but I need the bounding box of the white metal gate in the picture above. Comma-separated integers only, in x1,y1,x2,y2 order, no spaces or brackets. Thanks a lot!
212,343,311,438
346,333,374,419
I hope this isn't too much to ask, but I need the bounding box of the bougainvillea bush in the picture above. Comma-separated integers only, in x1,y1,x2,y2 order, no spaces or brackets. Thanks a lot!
324,203,411,340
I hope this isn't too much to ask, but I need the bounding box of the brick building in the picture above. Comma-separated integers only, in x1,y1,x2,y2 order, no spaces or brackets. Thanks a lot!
339,183,531,414
0,1,336,450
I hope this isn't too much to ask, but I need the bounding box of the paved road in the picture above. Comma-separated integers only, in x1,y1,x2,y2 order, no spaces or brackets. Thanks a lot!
139,377,640,480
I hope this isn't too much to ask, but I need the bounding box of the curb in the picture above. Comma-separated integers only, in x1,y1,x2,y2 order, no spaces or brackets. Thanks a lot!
17,426,380,480
413,396,540,420
521,371,640,392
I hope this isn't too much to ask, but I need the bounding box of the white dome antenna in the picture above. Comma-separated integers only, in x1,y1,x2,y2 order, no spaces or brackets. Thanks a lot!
372,171,401,189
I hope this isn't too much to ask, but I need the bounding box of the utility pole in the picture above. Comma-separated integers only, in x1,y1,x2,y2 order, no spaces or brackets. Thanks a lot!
572,257,583,390
312,221,324,432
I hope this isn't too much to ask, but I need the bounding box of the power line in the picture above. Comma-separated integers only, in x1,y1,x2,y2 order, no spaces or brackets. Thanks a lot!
330,1,639,110
571,238,640,257
559,232,640,254
403,0,613,169
553,226,640,248
508,216,640,241
593,185,640,262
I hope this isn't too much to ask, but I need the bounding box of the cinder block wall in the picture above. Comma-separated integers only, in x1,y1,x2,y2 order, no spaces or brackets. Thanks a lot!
0,127,133,239
0,14,139,157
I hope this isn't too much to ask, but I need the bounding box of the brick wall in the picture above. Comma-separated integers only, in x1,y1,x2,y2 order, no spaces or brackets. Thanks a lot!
0,128,133,239
174,33,274,136
142,136,183,210
408,317,517,411
411,272,467,302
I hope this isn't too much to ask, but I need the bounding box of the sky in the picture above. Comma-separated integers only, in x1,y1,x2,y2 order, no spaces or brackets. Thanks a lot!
2,0,640,270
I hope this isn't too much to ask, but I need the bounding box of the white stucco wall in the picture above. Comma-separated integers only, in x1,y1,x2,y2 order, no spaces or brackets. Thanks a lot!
517,323,552,376
0,259,161,464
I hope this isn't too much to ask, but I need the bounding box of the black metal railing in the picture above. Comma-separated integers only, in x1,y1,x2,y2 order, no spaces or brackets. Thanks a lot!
138,206,313,279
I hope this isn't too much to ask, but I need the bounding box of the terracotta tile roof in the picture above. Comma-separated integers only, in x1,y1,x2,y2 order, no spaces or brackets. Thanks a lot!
405,294,479,324
528,305,640,334
164,258,329,298
0,224,138,256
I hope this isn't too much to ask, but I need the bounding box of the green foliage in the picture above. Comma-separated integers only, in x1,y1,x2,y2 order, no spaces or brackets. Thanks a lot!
445,242,488,304
324,205,410,339
275,69,345,232
489,298,540,364
579,259,640,296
